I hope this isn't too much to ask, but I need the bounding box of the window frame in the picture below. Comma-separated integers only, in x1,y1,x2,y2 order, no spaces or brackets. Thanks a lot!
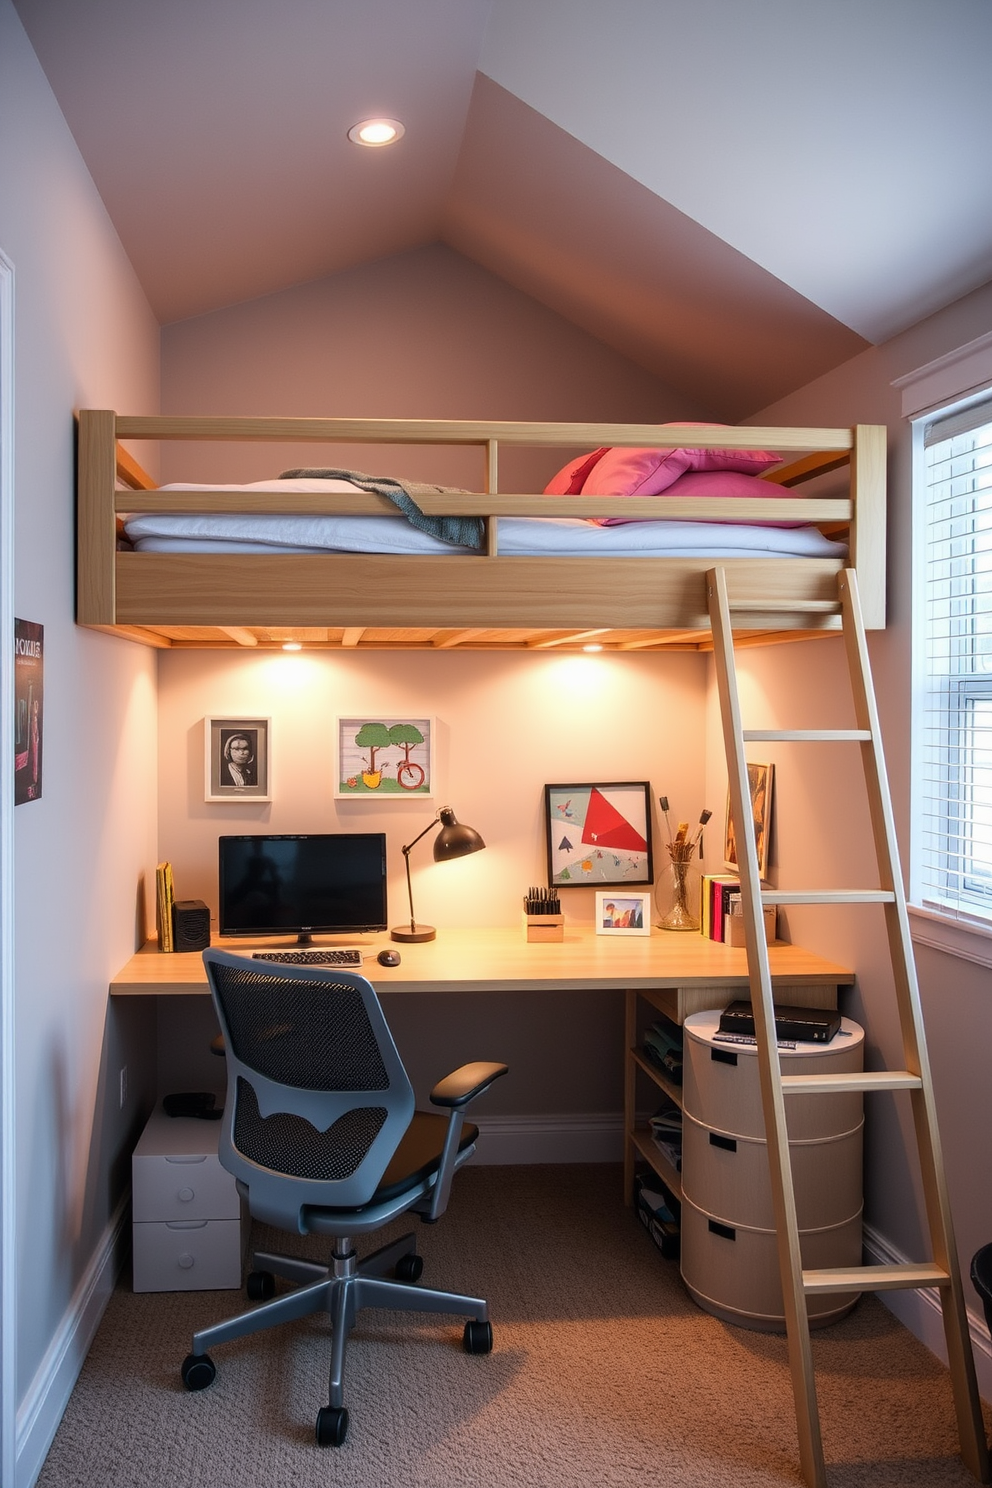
909,381,992,965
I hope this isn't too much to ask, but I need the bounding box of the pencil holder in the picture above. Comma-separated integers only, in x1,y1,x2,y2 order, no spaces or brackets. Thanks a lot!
524,912,564,943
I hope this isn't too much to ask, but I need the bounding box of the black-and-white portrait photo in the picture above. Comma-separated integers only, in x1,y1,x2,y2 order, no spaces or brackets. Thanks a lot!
205,716,271,801
222,730,257,788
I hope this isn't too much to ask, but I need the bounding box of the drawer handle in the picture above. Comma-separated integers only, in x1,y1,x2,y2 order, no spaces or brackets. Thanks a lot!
165,1155,207,1165
166,1220,208,1231
711,1048,738,1067
708,1132,737,1153
708,1219,736,1242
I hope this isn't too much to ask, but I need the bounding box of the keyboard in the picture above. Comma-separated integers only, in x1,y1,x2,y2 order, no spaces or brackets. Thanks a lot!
251,948,363,967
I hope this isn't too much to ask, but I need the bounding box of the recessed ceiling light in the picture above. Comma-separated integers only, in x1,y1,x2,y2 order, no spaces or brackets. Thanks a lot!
583,643,604,653
348,118,405,147
282,641,303,652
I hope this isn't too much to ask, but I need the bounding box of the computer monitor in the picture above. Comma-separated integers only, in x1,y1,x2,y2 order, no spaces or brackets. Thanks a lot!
218,833,388,944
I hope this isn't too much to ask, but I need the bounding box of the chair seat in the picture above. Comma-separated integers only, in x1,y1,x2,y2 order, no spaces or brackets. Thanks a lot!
375,1111,478,1202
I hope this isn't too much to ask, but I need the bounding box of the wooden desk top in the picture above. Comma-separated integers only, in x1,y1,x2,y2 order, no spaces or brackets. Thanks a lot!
110,927,853,998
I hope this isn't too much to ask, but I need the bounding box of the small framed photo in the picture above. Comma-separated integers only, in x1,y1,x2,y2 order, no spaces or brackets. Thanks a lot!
545,782,653,888
595,891,651,936
205,717,271,802
336,716,434,798
725,762,774,877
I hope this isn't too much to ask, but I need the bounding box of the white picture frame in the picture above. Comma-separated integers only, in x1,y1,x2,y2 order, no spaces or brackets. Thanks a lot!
204,716,271,802
335,715,435,799
594,890,651,936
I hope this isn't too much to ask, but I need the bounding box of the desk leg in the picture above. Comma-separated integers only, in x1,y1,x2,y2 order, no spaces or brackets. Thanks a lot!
623,989,637,1205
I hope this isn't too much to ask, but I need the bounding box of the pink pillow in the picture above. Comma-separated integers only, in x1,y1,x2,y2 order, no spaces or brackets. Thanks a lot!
543,447,609,495
580,428,780,498
592,469,802,527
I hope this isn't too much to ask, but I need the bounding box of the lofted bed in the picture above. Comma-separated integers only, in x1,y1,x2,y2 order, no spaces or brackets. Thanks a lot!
76,411,886,651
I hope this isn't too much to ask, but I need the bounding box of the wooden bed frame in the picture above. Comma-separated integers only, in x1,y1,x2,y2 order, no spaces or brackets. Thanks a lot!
76,411,886,651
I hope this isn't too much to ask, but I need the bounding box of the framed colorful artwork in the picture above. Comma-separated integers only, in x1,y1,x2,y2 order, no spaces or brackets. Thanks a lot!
336,716,435,798
544,782,653,888
725,761,774,878
205,717,271,802
595,891,651,936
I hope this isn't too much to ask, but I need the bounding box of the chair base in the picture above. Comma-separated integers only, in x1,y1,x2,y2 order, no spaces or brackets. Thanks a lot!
187,1231,490,1416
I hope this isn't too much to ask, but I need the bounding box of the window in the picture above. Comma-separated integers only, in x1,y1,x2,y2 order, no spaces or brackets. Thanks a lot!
915,396,992,927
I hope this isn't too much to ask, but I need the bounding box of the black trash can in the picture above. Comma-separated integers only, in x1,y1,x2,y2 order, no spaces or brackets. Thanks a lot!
970,1243,992,1336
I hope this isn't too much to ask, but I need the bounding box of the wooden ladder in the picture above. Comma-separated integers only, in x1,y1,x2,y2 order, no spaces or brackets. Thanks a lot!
707,564,989,1488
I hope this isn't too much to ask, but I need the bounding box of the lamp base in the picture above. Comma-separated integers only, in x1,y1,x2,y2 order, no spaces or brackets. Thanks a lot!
390,924,436,943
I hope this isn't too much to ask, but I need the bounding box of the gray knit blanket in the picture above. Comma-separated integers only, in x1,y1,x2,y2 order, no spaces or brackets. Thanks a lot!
279,467,484,550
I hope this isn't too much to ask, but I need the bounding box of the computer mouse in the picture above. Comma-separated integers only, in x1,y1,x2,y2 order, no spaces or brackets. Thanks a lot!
377,949,401,967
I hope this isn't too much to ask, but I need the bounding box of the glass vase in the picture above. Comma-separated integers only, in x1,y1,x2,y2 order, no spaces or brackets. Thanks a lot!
655,849,701,931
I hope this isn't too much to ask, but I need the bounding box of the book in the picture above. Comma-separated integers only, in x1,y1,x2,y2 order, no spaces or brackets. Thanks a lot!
701,873,738,940
155,861,176,953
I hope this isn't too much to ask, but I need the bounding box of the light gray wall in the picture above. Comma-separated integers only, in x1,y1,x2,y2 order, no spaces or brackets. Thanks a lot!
0,0,160,1456
705,279,992,1366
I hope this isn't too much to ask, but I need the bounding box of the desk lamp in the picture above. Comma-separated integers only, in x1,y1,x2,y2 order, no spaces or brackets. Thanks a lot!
391,806,485,943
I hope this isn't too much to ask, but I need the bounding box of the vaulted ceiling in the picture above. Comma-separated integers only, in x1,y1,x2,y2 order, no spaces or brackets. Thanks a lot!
14,0,992,418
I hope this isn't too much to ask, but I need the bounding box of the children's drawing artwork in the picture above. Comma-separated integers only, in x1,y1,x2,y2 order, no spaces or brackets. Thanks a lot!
336,717,434,797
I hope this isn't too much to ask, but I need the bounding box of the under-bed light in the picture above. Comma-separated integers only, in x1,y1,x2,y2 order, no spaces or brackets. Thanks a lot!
583,643,604,652
348,118,405,147
282,641,302,652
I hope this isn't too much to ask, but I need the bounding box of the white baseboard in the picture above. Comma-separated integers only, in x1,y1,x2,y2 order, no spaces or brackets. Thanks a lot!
16,1194,129,1488
863,1221,992,1404
472,1112,624,1164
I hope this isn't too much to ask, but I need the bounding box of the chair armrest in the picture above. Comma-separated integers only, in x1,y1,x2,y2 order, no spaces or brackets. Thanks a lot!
430,1062,508,1109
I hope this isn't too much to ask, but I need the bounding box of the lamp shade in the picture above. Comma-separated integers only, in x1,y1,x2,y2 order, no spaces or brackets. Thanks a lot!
432,806,486,863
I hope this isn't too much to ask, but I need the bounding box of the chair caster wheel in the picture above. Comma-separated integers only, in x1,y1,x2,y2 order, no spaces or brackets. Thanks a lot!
395,1253,424,1282
181,1353,216,1391
463,1319,493,1354
316,1405,349,1447
246,1269,276,1301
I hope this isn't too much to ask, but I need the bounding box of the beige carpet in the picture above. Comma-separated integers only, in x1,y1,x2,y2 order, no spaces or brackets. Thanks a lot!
36,1165,991,1487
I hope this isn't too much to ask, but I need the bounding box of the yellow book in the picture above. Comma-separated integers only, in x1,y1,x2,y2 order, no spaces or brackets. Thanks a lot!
156,861,175,953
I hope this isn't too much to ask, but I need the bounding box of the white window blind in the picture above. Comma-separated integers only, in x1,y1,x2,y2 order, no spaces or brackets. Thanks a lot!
917,395,992,925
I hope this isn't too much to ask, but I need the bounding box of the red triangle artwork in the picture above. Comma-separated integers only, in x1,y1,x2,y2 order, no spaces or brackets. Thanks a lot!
581,788,648,852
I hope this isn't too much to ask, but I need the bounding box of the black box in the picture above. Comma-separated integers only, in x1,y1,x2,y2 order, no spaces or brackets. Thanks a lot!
718,999,841,1043
172,899,211,953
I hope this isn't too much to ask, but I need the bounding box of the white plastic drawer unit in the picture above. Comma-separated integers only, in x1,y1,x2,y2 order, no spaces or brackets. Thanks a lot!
132,1108,245,1292
132,1111,240,1222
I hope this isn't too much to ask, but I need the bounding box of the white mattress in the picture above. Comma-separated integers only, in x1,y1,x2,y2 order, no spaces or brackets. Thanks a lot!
123,479,848,560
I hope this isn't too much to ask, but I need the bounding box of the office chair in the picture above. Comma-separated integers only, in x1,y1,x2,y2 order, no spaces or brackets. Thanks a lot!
180,949,508,1447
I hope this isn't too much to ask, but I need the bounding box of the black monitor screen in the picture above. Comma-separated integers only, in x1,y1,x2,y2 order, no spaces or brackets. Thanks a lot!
218,833,388,942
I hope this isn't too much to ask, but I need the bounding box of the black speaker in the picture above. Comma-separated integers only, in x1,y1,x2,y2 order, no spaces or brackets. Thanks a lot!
172,899,211,953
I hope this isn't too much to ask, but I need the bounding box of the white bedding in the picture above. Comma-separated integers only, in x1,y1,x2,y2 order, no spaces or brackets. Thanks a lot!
123,479,848,560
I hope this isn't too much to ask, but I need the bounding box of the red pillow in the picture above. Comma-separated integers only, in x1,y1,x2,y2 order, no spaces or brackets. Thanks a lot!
543,447,609,495
591,469,802,527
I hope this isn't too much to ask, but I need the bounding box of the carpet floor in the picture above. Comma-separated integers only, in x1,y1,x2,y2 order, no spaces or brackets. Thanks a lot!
35,1164,992,1488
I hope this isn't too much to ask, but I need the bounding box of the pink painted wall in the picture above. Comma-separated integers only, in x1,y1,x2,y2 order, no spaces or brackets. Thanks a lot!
160,242,711,489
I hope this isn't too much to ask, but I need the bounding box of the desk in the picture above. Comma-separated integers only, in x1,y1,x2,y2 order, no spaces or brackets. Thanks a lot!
112,926,852,1177
111,925,852,1008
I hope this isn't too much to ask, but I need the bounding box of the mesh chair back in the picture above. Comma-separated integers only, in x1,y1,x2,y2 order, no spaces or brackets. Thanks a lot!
204,950,416,1226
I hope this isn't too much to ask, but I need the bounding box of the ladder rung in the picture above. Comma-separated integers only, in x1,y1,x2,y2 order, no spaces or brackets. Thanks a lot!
803,1263,950,1295
727,598,841,614
761,890,895,905
780,1070,923,1094
743,729,872,742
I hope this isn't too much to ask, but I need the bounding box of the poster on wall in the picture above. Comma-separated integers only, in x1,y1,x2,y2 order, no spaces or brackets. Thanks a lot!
14,618,43,805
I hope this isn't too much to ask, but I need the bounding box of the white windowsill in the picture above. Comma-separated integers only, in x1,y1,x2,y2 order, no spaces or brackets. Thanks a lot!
908,904,992,969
